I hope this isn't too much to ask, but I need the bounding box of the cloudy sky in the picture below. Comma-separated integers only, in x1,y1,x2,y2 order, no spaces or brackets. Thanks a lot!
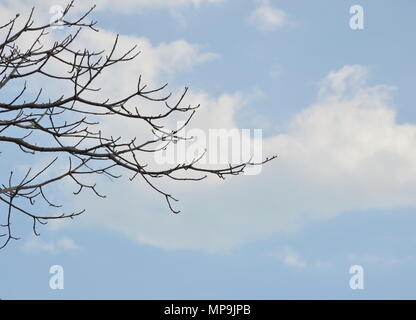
1,0,416,299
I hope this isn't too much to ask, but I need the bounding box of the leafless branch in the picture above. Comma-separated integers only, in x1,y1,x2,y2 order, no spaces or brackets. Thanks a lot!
0,1,275,249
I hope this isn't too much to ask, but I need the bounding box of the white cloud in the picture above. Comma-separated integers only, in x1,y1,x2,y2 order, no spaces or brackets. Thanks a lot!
75,30,218,96
62,64,416,252
248,2,288,31
23,236,80,254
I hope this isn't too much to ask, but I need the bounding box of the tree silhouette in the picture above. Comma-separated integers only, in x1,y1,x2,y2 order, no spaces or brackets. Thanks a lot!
0,2,274,249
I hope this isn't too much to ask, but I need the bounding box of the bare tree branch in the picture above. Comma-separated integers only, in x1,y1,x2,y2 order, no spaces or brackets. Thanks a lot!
0,1,276,249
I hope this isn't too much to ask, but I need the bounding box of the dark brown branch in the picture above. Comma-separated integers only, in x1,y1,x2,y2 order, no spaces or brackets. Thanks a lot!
0,2,276,249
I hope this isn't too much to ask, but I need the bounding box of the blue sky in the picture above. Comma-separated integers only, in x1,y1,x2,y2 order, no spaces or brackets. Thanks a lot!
1,0,416,299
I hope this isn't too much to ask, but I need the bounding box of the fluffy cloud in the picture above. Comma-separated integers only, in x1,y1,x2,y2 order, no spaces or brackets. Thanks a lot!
74,29,218,98
58,64,416,252
248,1,288,31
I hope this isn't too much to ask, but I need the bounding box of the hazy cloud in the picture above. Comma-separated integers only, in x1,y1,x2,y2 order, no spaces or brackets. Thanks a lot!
248,1,288,31
23,236,80,254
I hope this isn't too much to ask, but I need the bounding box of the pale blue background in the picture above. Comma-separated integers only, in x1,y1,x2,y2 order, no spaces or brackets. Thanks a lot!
1,0,416,299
